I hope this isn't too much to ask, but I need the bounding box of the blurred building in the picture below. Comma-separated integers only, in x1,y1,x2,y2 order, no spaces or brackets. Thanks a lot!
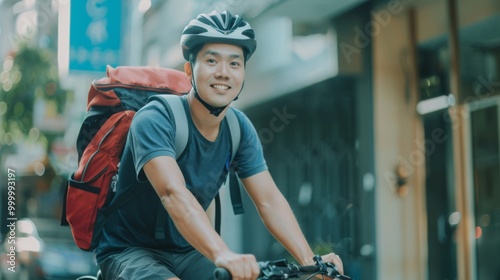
0,0,67,231
1,0,499,279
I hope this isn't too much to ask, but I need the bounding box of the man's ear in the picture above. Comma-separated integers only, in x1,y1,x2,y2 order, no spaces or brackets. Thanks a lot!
184,61,192,80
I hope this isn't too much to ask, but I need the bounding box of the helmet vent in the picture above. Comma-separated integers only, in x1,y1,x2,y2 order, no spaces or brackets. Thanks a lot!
198,16,213,27
242,29,255,39
183,26,208,35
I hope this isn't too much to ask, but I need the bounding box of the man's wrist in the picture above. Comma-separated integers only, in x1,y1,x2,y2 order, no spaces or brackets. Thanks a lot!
299,254,316,266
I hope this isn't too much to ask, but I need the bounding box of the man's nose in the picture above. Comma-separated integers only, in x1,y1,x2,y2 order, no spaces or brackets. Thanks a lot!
215,62,229,78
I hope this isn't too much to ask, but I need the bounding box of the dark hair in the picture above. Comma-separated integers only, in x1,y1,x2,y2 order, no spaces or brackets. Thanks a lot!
188,45,203,65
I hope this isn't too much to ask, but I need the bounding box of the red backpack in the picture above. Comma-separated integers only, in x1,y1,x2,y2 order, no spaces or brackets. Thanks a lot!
61,66,244,251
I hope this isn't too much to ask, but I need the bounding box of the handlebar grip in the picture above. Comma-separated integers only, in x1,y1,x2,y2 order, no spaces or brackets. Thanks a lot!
213,268,232,280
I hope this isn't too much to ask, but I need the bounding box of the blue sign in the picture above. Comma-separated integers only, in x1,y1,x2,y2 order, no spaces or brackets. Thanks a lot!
69,0,122,72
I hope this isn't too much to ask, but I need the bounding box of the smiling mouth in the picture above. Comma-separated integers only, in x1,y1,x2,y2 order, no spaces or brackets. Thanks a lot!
212,84,230,90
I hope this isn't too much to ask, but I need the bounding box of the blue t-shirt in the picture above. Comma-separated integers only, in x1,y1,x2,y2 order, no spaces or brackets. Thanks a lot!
95,95,267,263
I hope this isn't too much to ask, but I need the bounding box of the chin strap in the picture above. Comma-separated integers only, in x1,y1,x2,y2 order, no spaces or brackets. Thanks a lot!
193,89,228,117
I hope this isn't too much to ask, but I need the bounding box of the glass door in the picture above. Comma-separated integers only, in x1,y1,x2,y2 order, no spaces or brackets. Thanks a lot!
468,97,500,280
422,107,457,280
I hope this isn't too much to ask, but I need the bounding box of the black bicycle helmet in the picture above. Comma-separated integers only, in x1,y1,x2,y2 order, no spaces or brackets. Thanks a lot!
180,10,257,62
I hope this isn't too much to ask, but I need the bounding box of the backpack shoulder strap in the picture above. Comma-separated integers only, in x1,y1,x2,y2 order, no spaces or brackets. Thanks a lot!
150,95,188,159
225,108,244,215
225,108,240,162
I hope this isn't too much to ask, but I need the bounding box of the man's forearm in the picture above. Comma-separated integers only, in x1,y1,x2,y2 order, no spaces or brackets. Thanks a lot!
161,189,229,261
257,192,315,265
144,156,229,262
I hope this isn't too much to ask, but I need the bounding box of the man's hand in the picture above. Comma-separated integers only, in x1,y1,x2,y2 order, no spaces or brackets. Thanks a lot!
215,251,260,280
321,252,344,274
318,253,344,280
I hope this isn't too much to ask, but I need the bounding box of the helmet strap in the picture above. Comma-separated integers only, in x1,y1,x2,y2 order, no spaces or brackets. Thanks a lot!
193,87,227,117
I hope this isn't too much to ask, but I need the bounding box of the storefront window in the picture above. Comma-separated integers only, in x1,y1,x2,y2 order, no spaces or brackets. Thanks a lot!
470,100,500,280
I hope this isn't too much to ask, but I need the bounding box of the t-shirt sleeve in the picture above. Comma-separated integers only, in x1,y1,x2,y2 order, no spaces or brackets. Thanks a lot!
232,110,268,178
127,100,176,182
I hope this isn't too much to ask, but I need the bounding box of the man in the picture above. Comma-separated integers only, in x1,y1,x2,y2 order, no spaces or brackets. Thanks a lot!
95,10,344,280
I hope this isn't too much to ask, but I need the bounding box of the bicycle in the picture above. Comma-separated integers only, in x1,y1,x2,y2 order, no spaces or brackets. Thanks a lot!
214,255,353,280
76,255,353,280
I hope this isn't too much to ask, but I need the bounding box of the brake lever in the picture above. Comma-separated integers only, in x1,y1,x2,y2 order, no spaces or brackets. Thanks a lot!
258,260,290,279
315,255,353,280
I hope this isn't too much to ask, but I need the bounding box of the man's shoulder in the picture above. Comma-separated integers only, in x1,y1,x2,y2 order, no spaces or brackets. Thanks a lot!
142,96,174,112
228,106,251,124
134,95,184,120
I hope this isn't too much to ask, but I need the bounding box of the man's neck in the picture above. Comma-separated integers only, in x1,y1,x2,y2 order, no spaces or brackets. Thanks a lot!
187,92,226,141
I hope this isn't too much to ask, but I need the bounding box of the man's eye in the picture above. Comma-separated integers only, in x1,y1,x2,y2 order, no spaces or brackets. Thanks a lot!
230,61,241,67
207,59,216,63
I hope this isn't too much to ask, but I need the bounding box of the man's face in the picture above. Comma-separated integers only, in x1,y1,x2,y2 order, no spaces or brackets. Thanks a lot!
190,43,245,108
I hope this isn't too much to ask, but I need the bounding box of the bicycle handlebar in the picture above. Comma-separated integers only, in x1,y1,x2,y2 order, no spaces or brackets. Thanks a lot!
213,268,231,280
213,255,353,280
